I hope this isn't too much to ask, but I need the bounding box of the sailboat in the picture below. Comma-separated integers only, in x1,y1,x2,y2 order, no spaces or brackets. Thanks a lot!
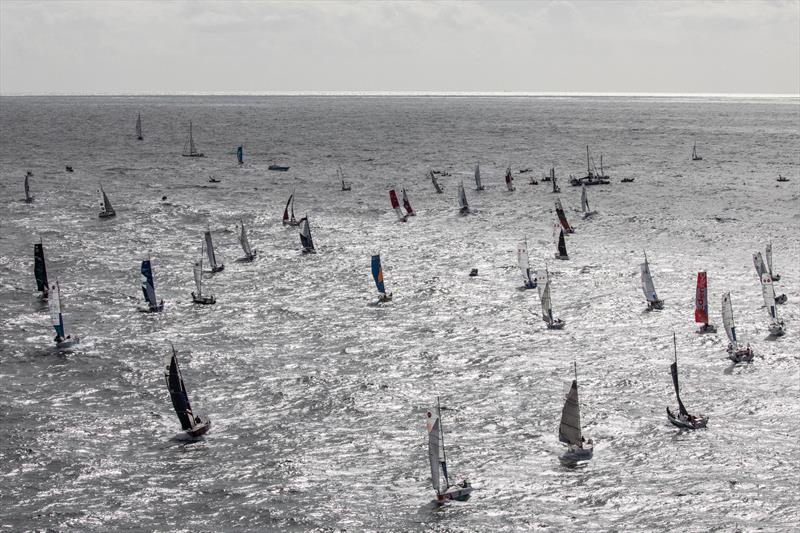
667,333,708,429
641,252,664,310
34,239,49,298
761,273,784,336
542,166,554,182
282,190,300,226
299,216,316,254
538,267,565,329
580,184,596,218
24,171,33,203
559,362,593,463
551,168,560,193
457,181,470,215
338,166,351,191
97,184,116,218
517,239,537,289
164,345,211,438
203,230,225,273
765,243,781,282
136,113,143,141
389,189,408,222
694,271,716,333
721,292,754,363
505,166,515,191
182,121,205,157
555,199,574,233
236,145,243,165
401,188,415,216
191,255,216,305
426,398,472,503
371,254,392,303
572,146,610,186
140,254,164,312
755,251,786,304
48,280,80,348
692,141,702,161
474,164,484,191
238,219,257,261
554,223,569,260
430,170,444,194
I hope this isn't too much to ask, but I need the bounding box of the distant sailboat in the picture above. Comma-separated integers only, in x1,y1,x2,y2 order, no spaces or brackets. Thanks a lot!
140,254,164,312
517,238,537,289
721,292,754,363
694,271,716,333
98,184,116,218
551,167,560,193
182,121,205,157
204,230,225,273
34,239,49,298
554,223,569,260
430,170,444,194
401,188,415,216
761,273,784,336
580,184,596,218
505,166,515,191
299,216,316,254
641,252,663,310
538,267,565,329
571,146,610,186
191,255,216,305
236,145,243,165
24,171,33,203
338,166,351,191
474,164,484,191
555,199,574,234
282,190,300,226
48,280,80,348
765,243,781,281
164,345,211,438
136,113,143,141
371,254,392,303
666,333,708,429
542,166,554,182
426,397,472,503
457,181,470,215
692,141,702,161
559,362,593,463
389,189,408,222
238,219,257,261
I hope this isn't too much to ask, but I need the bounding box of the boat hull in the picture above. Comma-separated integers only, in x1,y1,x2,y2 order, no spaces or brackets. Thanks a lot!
192,293,216,305
560,442,594,463
546,319,566,330
185,420,211,438
269,165,290,171
768,323,785,336
98,212,116,219
436,485,473,503
775,294,787,305
182,153,205,158
555,254,569,260
696,323,717,334
139,301,164,313
377,292,393,303
729,348,754,364
667,408,708,430
54,336,80,350
211,265,225,273
647,299,664,311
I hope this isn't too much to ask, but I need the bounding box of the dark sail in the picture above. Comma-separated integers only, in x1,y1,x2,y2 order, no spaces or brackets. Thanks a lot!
34,243,48,292
670,362,689,417
558,229,568,257
165,348,195,430
299,218,314,251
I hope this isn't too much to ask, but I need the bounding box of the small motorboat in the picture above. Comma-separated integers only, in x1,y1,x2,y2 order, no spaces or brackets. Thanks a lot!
208,177,221,183
776,175,789,182
621,177,634,183
269,165,290,171
65,165,74,173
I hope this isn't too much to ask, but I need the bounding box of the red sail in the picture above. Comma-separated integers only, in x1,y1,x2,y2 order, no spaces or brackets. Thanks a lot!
694,271,708,323
389,189,401,209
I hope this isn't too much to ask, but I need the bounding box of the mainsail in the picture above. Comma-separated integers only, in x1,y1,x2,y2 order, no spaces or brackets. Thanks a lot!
517,240,535,287
694,272,709,324
640,255,659,303
555,224,568,258
24,172,32,203
505,167,514,191
239,219,253,258
753,252,767,278
540,278,553,323
670,334,689,417
204,231,222,271
48,281,65,339
282,191,296,224
402,188,414,216
721,292,739,348
140,256,160,310
474,164,483,190
164,346,196,431
371,254,386,296
389,189,407,221
458,182,469,213
765,243,777,278
761,273,780,325
426,400,449,494
555,199,573,233
34,241,49,295
581,185,590,214
559,376,582,445
236,145,243,165
430,170,443,193
299,217,315,252
193,258,203,297
98,185,115,217
136,113,143,140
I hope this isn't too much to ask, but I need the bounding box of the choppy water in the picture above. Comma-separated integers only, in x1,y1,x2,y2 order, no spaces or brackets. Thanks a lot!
1,95,799,531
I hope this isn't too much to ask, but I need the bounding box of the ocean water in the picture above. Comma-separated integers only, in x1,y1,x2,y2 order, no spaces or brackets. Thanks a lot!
0,95,799,531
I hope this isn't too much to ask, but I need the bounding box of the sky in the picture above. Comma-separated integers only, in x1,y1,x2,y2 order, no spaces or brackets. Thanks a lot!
1,0,798,95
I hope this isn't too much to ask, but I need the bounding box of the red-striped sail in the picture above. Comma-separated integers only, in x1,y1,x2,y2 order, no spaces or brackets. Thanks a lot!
389,189,401,209
694,271,709,324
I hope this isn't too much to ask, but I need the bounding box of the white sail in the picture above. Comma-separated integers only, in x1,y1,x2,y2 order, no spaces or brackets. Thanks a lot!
427,412,443,493
721,292,738,347
193,259,203,296
765,243,775,276
458,182,469,211
536,269,549,299
761,273,779,324
517,240,534,286
540,280,553,323
753,252,767,278
640,257,658,303
239,221,252,257
581,185,589,214
474,164,482,189
559,379,582,445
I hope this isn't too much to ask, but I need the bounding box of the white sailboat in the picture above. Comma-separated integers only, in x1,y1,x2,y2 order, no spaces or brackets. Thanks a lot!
238,219,257,261
457,181,470,215
98,184,116,218
721,292,754,363
426,398,472,503
203,230,224,272
474,164,484,191
641,252,663,310
559,362,593,463
580,184,596,218
182,121,205,157
761,273,784,336
537,267,565,329
765,243,780,281
48,280,80,348
338,166,351,191
191,254,216,305
517,239,537,289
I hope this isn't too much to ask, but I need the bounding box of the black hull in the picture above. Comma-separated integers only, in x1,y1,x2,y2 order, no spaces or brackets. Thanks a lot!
269,165,290,171
667,408,708,429
183,153,205,158
98,213,116,219
647,300,664,311
546,319,566,330
192,293,216,305
186,420,211,438
211,265,225,273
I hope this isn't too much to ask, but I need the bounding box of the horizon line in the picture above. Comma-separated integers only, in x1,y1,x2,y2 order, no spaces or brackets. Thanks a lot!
1,90,799,98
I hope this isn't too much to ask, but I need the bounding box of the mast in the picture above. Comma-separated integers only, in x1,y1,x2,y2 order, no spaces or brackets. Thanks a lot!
586,146,590,173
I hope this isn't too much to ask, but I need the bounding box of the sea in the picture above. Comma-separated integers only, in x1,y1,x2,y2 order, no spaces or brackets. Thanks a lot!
0,95,798,531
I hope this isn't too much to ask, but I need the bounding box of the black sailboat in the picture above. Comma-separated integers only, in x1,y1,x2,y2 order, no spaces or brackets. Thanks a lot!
24,171,34,203
164,345,211,438
666,333,708,430
34,239,49,298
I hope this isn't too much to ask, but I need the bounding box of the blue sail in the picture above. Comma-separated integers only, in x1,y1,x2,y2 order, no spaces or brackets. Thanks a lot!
236,145,243,164
141,259,158,309
371,255,385,294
